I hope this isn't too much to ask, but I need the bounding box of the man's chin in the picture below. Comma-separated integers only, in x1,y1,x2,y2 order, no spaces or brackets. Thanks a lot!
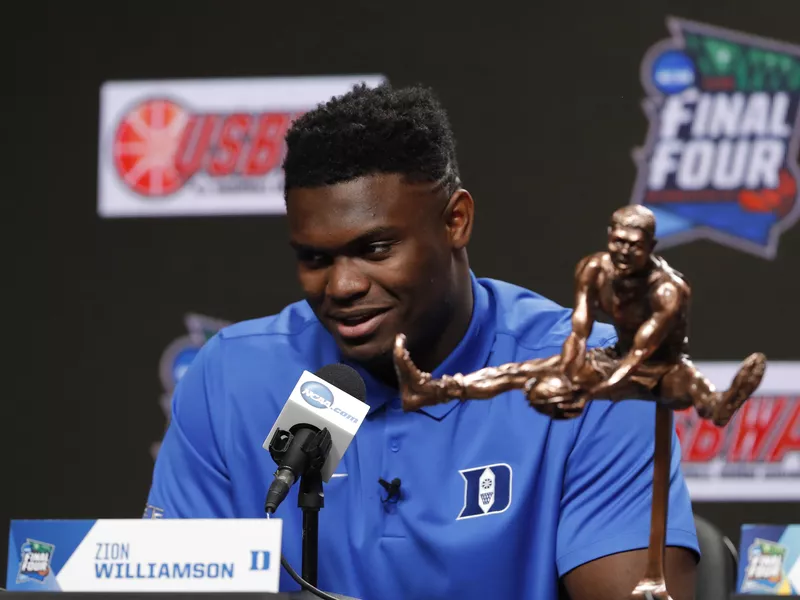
336,335,394,369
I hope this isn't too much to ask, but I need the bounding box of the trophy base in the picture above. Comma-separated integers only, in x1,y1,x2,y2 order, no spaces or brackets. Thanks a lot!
628,578,671,600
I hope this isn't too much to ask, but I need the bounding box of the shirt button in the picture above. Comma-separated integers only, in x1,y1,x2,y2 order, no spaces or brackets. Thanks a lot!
390,439,400,452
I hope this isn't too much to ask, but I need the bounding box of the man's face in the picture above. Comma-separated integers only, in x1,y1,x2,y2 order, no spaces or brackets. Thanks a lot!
287,173,457,369
608,226,652,275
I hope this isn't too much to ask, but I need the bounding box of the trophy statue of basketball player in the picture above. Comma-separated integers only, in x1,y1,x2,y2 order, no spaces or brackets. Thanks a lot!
393,205,767,600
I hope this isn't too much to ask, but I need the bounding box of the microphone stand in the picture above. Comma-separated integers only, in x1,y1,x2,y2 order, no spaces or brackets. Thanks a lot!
267,426,332,590
298,466,324,586
267,426,361,599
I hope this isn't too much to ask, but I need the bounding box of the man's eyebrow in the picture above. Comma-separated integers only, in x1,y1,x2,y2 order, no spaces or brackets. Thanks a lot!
350,226,400,244
289,226,400,253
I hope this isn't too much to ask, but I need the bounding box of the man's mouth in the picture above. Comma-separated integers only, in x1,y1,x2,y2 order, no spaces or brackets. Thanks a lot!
329,308,392,340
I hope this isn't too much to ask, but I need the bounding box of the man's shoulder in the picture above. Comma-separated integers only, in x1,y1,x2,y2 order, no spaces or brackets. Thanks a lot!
185,300,335,403
479,277,616,350
205,300,329,363
219,299,321,339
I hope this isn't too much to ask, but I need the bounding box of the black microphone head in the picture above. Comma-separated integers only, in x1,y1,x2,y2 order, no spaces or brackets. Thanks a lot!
315,364,367,403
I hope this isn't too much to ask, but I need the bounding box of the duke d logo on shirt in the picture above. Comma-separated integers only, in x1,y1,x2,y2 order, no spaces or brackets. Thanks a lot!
630,17,800,259
457,463,512,520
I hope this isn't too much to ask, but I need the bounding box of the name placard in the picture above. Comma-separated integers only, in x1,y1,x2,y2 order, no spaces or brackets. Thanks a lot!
7,519,283,593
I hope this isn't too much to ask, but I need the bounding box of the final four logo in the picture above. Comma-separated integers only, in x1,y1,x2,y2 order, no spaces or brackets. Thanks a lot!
631,18,800,259
741,539,789,593
17,539,55,584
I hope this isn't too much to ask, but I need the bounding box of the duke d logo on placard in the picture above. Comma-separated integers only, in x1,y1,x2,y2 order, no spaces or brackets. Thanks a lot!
630,18,800,259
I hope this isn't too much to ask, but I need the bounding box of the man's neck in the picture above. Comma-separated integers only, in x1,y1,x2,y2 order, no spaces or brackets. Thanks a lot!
417,272,474,374
364,268,474,389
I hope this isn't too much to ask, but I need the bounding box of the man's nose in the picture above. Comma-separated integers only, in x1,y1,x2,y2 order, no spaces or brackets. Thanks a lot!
326,257,370,302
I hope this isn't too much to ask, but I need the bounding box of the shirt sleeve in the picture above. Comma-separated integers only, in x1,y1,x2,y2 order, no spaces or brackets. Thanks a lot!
555,397,700,576
143,333,234,519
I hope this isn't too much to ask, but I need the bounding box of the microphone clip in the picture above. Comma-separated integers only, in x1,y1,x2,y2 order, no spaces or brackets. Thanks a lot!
268,425,333,475
378,477,402,504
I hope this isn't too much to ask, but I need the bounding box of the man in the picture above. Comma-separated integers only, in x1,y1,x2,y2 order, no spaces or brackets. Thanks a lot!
145,83,700,599
393,205,766,426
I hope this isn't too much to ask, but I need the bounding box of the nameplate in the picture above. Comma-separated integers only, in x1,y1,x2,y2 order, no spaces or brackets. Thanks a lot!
6,519,283,593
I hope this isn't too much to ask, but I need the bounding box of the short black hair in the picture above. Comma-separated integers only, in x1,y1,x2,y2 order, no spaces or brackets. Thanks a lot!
282,82,461,196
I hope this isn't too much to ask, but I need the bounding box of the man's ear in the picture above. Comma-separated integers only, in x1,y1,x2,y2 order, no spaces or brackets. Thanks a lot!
444,189,474,250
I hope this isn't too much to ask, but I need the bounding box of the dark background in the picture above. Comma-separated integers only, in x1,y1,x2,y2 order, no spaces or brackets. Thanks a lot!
5,0,799,583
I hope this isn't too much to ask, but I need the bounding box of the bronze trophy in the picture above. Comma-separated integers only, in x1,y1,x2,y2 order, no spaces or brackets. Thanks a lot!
393,205,767,600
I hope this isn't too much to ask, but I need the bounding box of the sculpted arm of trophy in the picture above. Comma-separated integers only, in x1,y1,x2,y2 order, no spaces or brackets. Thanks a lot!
394,332,561,410
452,354,562,397
562,255,600,381
589,281,681,397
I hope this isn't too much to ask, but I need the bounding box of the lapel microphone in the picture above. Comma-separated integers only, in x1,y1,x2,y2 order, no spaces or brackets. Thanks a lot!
378,477,402,503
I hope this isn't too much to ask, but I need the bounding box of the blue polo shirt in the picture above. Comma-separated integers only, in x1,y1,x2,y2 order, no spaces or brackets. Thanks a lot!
146,273,699,599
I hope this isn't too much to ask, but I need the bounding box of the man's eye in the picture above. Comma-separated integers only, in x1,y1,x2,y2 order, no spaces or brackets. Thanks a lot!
297,251,330,267
365,242,393,257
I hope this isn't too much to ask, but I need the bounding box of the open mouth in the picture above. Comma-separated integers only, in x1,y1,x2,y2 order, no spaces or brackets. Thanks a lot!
331,308,392,340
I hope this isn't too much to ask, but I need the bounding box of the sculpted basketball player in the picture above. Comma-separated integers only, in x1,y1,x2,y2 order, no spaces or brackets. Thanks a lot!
393,205,767,425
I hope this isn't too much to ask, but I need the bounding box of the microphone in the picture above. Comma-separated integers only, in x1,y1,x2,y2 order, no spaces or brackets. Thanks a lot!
378,477,402,504
263,364,368,514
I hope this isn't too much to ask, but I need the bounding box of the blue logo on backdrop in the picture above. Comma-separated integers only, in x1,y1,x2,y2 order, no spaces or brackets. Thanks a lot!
457,463,512,520
155,313,230,459
631,18,800,260
651,49,695,94
300,381,334,409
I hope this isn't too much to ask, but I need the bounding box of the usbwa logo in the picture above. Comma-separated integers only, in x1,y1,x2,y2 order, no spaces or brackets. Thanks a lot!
631,17,800,259
457,463,512,520
300,381,334,409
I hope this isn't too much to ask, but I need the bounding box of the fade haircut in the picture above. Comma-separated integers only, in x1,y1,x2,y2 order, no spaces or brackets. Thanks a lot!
282,82,461,197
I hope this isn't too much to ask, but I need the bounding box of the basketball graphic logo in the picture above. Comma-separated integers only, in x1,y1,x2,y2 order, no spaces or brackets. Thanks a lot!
113,99,189,197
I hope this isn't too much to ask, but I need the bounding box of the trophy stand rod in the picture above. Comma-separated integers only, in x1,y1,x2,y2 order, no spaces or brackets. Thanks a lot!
630,402,673,599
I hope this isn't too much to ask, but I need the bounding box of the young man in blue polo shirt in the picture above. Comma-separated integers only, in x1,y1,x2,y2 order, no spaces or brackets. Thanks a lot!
145,83,699,599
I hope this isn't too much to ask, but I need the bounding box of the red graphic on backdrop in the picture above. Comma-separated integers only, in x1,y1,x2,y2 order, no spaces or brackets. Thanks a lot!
112,99,299,198
675,395,800,476
739,170,798,216
113,100,189,196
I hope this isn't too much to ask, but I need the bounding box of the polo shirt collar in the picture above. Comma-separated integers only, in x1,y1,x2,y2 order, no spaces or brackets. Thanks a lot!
345,271,496,420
